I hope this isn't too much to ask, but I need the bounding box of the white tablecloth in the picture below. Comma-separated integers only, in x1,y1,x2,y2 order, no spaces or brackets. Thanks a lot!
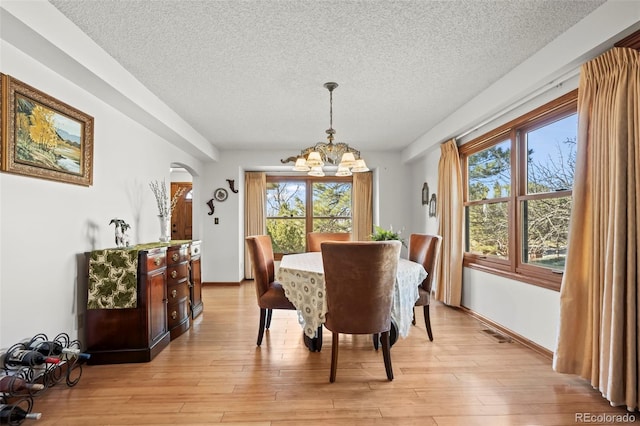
277,252,427,338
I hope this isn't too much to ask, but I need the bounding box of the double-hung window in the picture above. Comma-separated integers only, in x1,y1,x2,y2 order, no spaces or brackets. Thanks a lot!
460,90,577,290
266,176,352,258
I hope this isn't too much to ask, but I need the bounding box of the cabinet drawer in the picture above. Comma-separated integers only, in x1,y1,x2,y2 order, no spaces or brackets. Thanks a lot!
167,246,189,265
141,249,166,273
167,262,189,283
167,282,190,302
167,300,189,327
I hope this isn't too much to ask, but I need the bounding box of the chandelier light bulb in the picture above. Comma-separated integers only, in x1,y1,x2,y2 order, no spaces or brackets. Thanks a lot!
351,159,370,172
306,151,324,167
336,165,353,176
338,152,357,168
293,158,310,171
308,165,325,177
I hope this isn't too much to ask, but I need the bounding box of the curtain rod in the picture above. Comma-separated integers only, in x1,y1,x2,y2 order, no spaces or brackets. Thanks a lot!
455,67,581,142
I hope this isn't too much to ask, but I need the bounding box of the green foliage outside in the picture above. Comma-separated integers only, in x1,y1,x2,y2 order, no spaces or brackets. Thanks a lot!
266,181,351,254
467,132,576,270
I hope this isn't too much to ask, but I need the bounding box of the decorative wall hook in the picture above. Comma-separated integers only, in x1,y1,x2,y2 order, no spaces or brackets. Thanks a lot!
428,194,437,217
206,198,215,215
226,179,238,193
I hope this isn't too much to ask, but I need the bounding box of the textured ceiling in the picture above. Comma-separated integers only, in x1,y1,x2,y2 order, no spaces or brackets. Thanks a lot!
48,0,606,153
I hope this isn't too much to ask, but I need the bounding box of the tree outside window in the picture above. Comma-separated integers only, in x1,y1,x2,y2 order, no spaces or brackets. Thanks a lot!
521,115,576,270
266,176,352,256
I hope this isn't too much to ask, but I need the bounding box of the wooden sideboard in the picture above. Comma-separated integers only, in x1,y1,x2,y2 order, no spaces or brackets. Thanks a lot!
85,240,202,364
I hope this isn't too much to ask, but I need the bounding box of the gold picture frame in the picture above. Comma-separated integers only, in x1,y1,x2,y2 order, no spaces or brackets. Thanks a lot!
0,74,94,186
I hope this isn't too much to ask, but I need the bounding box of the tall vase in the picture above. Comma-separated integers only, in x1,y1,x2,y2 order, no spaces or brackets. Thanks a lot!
158,215,171,242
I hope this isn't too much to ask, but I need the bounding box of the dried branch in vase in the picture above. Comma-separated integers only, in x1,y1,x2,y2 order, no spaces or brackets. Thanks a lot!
170,187,186,214
149,179,170,217
150,180,186,217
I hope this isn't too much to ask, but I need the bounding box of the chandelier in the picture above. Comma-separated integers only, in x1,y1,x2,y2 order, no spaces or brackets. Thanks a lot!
281,82,368,177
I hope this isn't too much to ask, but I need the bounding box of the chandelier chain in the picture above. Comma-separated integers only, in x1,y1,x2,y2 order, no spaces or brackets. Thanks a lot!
327,84,335,139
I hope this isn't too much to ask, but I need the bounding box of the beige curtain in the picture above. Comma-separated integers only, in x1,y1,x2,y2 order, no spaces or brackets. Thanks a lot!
434,139,463,307
352,171,373,241
553,48,639,410
244,171,266,279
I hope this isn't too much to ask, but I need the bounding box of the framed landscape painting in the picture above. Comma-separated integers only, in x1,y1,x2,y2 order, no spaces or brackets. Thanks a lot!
0,74,93,186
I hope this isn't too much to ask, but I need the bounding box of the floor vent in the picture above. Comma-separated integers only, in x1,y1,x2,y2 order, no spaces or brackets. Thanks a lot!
482,328,512,343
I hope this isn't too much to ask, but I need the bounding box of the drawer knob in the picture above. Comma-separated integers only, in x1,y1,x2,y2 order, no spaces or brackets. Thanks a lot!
171,310,177,320
172,253,180,262
154,257,162,266
171,289,177,298
170,270,178,279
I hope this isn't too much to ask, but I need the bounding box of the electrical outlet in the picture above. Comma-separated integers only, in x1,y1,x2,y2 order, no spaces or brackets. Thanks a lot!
214,217,219,225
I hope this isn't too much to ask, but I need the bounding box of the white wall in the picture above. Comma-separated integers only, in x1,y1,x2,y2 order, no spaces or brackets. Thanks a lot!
170,169,193,183
462,269,560,350
402,0,640,352
409,145,441,235
0,41,203,348
407,67,582,352
456,77,580,351
2,0,637,353
200,149,413,283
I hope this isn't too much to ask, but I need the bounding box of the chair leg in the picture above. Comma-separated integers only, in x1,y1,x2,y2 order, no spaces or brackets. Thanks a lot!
381,330,393,381
372,333,379,350
330,332,339,383
412,308,416,325
265,308,273,329
423,305,433,341
257,308,267,346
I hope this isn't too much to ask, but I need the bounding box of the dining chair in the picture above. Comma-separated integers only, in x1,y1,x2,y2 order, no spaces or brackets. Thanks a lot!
307,232,351,252
321,240,401,382
409,233,442,341
245,235,296,346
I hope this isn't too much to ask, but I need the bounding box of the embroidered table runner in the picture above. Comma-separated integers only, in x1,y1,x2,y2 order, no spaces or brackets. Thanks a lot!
88,248,139,309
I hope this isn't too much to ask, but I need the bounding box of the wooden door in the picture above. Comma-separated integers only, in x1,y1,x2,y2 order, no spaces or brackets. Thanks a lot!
171,182,192,240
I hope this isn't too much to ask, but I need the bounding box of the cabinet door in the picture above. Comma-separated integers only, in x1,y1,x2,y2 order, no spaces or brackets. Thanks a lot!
147,268,167,343
190,256,203,318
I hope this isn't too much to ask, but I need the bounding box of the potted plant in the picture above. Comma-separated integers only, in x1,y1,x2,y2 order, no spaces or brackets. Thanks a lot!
370,225,406,247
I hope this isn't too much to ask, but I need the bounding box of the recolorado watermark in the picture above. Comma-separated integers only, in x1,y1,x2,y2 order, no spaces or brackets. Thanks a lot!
575,412,637,423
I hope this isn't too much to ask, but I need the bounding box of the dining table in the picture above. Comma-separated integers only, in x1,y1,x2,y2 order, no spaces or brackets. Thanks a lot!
276,251,427,351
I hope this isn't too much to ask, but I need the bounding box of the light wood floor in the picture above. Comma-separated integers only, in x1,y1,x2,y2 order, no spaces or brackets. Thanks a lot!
33,282,633,425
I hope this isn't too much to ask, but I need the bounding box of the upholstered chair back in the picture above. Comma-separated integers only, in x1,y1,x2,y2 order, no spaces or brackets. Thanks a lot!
245,235,275,303
321,241,401,334
408,234,442,294
307,232,352,252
